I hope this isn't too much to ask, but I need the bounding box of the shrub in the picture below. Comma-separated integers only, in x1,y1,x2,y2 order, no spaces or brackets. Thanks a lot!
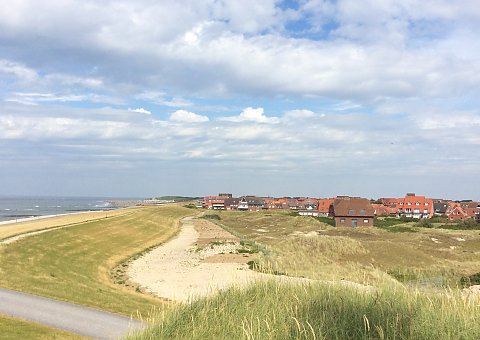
183,203,197,209
415,219,433,228
314,216,335,226
203,214,221,221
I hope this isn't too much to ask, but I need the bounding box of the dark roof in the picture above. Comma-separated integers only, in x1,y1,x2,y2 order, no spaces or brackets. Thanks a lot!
434,202,448,213
224,197,239,206
333,198,375,217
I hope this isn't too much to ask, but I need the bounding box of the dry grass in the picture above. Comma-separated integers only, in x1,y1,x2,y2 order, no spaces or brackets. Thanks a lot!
214,210,480,287
0,209,130,240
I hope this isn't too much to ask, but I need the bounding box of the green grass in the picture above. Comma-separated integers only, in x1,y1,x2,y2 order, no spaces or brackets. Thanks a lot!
0,315,85,339
131,280,480,339
0,205,192,317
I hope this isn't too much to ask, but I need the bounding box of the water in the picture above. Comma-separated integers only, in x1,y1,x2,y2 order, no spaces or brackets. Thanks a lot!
0,197,118,223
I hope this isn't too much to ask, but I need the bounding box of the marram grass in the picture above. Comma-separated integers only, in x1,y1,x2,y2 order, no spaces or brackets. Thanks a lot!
131,280,480,340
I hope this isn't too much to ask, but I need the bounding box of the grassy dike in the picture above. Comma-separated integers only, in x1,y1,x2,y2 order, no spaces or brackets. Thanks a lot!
131,280,480,340
0,205,192,317
0,315,86,340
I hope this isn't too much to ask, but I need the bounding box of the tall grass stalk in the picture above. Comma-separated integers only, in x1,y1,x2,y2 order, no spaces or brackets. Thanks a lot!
130,280,480,339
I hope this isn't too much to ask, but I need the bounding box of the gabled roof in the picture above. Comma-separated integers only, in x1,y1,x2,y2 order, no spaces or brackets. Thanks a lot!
333,197,375,217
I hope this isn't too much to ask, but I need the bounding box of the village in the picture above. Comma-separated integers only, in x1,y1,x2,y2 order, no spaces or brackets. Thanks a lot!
201,193,480,228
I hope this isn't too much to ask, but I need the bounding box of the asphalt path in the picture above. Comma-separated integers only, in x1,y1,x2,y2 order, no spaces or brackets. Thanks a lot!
0,287,144,339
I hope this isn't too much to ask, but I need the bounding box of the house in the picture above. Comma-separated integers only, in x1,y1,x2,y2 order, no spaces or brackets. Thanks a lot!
332,197,375,227
378,198,399,209
317,198,334,217
238,196,265,211
446,203,468,221
298,198,320,216
224,197,240,210
203,196,226,210
396,193,434,219
460,202,480,219
433,199,450,215
371,203,392,217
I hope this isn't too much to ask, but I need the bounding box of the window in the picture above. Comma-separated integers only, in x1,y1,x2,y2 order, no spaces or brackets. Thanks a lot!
425,202,429,206
407,202,412,206
360,209,366,215
416,202,420,206
340,218,346,223
364,219,369,223
348,209,354,215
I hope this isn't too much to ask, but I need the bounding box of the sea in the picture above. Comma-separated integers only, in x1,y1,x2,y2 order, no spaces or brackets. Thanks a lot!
0,197,121,223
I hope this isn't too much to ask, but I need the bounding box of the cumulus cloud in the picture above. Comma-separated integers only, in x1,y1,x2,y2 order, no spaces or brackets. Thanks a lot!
128,107,151,115
169,110,209,123
220,107,279,123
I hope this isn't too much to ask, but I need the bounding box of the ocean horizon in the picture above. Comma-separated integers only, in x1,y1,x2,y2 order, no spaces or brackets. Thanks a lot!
0,196,139,223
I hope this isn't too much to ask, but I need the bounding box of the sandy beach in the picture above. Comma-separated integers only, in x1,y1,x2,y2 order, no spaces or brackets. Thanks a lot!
127,216,311,302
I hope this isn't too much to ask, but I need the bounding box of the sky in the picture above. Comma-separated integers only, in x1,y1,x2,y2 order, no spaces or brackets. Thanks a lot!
1,0,479,200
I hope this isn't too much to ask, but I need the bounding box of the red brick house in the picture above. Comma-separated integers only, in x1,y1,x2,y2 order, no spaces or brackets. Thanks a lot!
317,198,334,217
446,203,468,221
397,194,434,219
333,197,375,227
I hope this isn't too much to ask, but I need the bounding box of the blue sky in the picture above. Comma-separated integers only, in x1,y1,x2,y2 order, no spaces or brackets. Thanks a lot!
1,0,479,200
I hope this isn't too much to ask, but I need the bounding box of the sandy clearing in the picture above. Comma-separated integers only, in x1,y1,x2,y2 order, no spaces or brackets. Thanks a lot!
127,217,311,302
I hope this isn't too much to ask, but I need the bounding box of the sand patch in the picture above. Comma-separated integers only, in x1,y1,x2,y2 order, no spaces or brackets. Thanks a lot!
127,217,310,302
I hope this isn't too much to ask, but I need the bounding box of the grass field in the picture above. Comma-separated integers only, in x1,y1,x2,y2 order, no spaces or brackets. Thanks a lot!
209,210,480,287
131,280,480,339
0,209,129,240
0,205,192,317
0,315,85,340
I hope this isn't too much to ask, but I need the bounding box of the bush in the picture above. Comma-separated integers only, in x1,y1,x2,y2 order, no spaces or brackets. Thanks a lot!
374,217,405,228
439,219,480,230
203,214,221,220
183,203,197,209
415,219,433,228
314,216,335,226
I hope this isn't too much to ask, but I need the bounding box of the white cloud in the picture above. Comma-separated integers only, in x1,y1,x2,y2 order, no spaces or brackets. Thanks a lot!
128,107,151,115
169,109,209,123
0,59,37,82
283,109,315,119
220,107,279,124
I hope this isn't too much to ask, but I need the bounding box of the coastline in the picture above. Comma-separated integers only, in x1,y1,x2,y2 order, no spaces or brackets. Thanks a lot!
0,210,105,227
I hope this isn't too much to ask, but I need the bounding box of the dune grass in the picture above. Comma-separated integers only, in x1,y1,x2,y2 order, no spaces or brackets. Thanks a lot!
131,280,480,340
0,315,85,340
0,205,192,317
212,210,480,287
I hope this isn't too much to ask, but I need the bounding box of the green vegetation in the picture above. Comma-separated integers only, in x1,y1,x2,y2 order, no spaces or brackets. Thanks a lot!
183,203,197,209
203,213,221,220
154,196,199,202
0,205,192,316
211,210,480,287
0,315,85,339
131,280,480,339
314,215,335,226
439,219,480,230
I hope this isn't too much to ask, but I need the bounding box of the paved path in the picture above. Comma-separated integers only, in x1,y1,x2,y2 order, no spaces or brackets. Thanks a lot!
0,287,144,339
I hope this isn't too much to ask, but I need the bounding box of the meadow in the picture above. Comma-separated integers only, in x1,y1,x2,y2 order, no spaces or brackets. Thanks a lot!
2,206,479,339
132,209,480,339
131,280,480,339
209,210,480,288
0,205,192,316
0,209,128,240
